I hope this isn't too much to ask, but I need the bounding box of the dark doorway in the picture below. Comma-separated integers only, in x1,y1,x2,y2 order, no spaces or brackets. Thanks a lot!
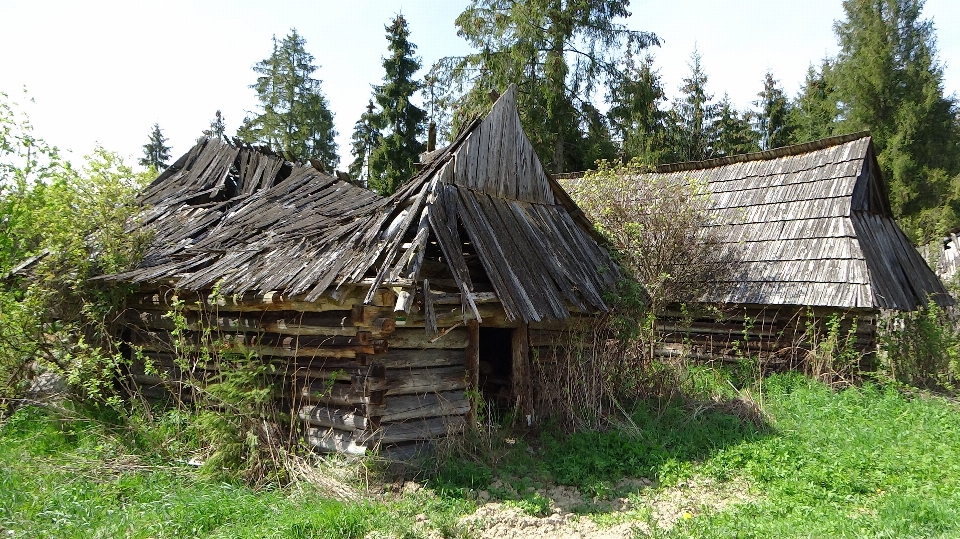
478,327,514,411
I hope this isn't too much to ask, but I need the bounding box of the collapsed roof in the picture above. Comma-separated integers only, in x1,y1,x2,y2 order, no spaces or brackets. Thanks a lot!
109,85,620,323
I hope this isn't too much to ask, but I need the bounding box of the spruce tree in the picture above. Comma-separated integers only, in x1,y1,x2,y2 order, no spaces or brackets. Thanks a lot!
711,96,760,157
237,29,338,170
753,72,792,150
206,110,227,140
431,0,659,173
664,50,717,162
606,52,669,164
832,0,959,226
139,123,170,171
788,61,839,144
348,100,382,188
365,15,427,195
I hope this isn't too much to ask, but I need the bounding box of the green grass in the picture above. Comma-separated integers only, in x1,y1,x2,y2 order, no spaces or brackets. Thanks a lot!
0,406,474,539
5,371,960,538
665,373,960,538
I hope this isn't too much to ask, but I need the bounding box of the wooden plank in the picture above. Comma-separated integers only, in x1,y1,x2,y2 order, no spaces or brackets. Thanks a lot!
373,348,467,368
388,327,470,349
122,309,396,338
512,324,530,417
364,416,466,444
382,366,467,395
466,319,480,426
379,390,470,422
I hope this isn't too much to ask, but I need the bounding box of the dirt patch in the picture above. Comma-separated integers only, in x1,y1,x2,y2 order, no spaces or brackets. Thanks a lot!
456,476,754,538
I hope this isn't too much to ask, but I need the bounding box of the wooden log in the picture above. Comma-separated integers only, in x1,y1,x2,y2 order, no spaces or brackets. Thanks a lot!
299,405,368,430
299,366,465,395
388,327,469,349
378,391,470,422
128,330,385,358
431,291,500,305
402,303,514,328
375,349,466,368
466,319,480,426
123,309,397,338
304,427,367,456
363,415,466,444
284,350,465,372
130,286,396,313
382,366,467,395
299,380,370,406
352,305,387,327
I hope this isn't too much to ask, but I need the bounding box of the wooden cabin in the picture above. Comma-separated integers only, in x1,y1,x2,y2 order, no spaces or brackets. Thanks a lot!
107,85,619,455
565,133,952,364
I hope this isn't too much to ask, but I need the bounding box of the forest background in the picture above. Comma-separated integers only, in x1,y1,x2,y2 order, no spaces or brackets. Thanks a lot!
3,0,960,239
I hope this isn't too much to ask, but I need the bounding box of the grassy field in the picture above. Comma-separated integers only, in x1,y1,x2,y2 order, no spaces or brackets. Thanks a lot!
2,372,960,538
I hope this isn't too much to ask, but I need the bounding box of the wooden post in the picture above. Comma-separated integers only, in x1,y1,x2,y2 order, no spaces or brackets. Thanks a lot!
465,319,480,427
511,323,531,425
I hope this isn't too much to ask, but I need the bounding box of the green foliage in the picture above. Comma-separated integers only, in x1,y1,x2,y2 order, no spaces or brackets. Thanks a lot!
0,405,477,539
606,51,669,164
672,375,960,538
0,95,151,414
663,49,717,163
206,110,227,141
365,14,428,195
139,123,170,171
238,29,339,170
431,0,659,172
569,159,734,314
803,311,864,384
787,60,840,144
832,0,960,239
347,100,380,187
879,303,960,389
752,71,793,150
711,95,760,157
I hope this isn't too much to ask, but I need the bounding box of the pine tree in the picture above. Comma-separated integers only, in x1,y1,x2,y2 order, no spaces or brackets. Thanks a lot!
606,51,669,164
788,61,839,144
237,29,338,170
753,72,792,150
664,49,717,162
139,123,170,170
832,0,959,224
365,15,428,195
348,100,382,187
711,96,760,157
206,110,227,140
431,0,659,173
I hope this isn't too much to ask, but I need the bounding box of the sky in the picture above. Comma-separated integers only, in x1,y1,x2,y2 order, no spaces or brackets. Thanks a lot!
1,0,959,170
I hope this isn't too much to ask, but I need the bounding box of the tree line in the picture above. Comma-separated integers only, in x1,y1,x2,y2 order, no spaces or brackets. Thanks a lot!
140,0,960,242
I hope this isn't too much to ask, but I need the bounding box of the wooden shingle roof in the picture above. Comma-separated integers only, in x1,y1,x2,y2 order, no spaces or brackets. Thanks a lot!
108,85,619,323
644,134,950,310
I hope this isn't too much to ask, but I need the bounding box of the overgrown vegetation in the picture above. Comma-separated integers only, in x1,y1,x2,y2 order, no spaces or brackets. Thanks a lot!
0,92,151,414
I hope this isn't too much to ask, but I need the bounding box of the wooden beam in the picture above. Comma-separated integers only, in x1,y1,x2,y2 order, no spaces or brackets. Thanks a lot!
511,323,531,421
465,319,480,427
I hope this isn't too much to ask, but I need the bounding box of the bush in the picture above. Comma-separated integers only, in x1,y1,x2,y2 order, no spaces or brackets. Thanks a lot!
0,92,151,414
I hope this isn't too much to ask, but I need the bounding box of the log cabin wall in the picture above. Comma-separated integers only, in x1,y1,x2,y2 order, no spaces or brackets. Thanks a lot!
121,284,590,454
655,304,878,367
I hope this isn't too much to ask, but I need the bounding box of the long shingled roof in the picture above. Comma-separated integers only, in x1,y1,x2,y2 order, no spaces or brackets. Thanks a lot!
563,133,951,311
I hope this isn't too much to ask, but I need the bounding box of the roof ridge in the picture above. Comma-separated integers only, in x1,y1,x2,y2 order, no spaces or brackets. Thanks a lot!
655,131,872,173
